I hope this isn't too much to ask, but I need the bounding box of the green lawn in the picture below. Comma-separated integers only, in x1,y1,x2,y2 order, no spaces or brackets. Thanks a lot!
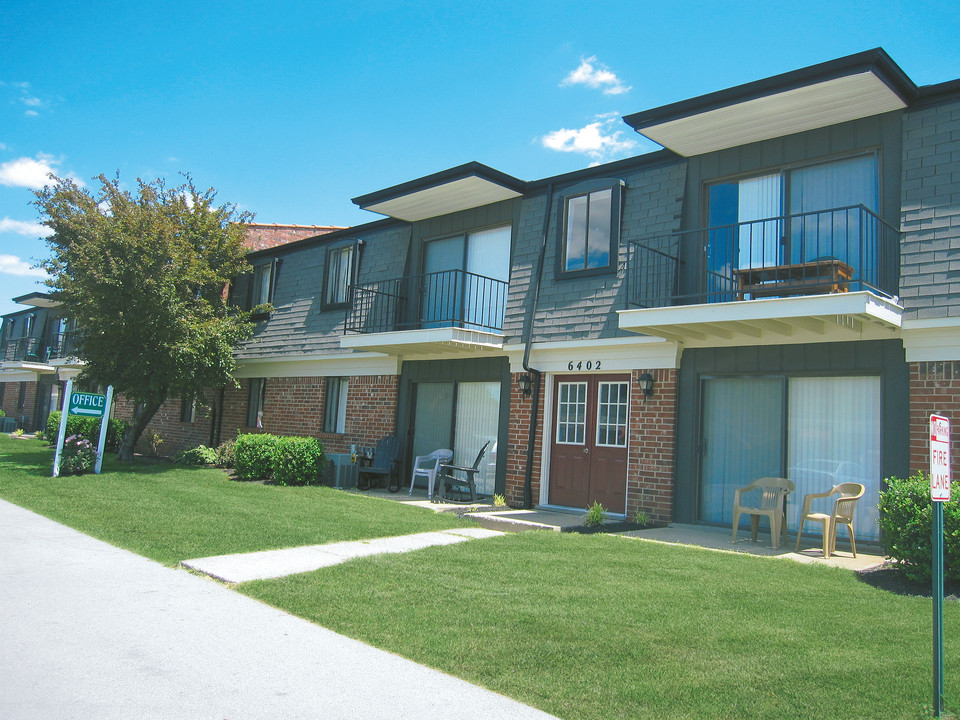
2,434,956,719
0,435,464,565
240,532,960,720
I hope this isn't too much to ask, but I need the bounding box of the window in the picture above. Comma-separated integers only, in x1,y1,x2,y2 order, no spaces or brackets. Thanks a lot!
17,382,26,410
559,181,622,276
323,377,349,433
180,396,196,423
0,382,5,405
323,244,355,308
249,259,278,310
247,379,266,428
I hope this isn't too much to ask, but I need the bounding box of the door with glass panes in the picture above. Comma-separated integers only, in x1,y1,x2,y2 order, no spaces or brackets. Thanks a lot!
549,375,629,513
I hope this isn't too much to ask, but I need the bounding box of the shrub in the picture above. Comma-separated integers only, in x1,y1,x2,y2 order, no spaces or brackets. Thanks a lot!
214,439,235,469
234,433,280,480
60,434,97,475
272,436,325,486
46,412,127,453
583,500,607,527
0,408,5,417
175,445,218,466
878,472,960,583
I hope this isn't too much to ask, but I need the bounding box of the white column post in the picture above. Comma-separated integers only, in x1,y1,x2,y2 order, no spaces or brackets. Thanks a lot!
52,378,73,477
94,385,114,474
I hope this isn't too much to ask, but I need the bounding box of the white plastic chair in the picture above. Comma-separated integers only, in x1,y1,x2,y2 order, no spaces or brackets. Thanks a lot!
408,449,453,499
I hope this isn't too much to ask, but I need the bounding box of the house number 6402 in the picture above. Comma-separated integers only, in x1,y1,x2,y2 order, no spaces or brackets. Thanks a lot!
567,360,601,371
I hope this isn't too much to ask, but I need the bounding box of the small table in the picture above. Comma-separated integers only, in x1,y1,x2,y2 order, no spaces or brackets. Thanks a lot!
735,260,853,300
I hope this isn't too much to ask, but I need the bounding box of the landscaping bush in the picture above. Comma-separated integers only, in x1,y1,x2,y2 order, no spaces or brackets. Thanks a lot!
234,433,280,480
46,411,127,453
272,436,325,486
175,445,218,466
878,472,960,583
59,434,97,475
214,439,235,469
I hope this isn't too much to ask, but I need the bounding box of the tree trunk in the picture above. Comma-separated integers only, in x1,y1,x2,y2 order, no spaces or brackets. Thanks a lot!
117,400,162,461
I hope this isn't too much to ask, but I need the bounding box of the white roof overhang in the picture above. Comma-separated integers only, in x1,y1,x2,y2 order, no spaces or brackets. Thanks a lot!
353,162,526,222
617,292,903,348
623,49,916,157
339,327,504,359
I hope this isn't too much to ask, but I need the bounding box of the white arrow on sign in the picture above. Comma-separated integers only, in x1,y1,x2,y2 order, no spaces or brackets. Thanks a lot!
72,408,103,416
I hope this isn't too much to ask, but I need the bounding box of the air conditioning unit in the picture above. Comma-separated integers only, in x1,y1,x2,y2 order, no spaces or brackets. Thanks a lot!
327,453,359,489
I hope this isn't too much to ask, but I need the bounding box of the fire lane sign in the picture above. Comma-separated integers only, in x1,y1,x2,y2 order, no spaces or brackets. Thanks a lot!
930,414,951,502
68,392,106,418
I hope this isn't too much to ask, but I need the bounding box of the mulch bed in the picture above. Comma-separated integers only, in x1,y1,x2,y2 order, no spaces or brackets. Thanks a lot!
856,563,960,600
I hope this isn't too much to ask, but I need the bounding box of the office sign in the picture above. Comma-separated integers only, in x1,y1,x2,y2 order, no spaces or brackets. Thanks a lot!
69,392,106,418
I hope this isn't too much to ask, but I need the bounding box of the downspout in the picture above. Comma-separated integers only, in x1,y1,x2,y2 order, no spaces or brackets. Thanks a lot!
521,183,554,509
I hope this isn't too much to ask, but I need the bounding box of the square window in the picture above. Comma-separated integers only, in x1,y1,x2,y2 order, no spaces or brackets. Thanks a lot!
180,396,196,423
323,377,349,433
324,245,355,308
559,183,621,277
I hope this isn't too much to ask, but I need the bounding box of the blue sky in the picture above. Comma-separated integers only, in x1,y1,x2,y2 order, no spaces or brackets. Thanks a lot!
1,0,958,315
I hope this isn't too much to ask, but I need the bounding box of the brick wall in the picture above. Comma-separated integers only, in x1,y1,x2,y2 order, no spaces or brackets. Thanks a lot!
909,361,960,472
626,368,677,524
115,374,399,457
505,373,544,507
0,381,38,429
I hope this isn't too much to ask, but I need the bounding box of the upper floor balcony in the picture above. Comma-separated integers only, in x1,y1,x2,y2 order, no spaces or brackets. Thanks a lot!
620,205,904,347
1,331,81,365
340,268,508,357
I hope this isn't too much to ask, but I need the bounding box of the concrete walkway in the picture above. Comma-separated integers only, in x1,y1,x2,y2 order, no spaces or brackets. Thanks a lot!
0,499,556,720
183,527,505,583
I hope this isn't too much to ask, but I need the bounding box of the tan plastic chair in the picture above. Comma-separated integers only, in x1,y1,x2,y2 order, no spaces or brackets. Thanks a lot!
794,482,865,558
731,477,794,549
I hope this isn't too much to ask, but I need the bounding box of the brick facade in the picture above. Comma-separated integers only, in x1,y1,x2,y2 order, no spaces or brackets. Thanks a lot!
505,373,544,508
626,368,677,524
114,374,400,457
0,380,38,429
909,361,960,473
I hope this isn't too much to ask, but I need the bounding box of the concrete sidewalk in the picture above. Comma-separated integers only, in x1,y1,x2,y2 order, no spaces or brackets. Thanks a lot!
0,499,557,720
183,527,505,583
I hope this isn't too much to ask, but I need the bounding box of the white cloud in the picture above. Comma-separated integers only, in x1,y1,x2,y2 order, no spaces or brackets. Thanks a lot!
541,115,638,163
0,217,52,237
0,154,58,189
561,56,631,95
0,254,46,277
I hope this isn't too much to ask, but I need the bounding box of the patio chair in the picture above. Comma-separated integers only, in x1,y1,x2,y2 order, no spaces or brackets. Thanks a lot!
435,441,491,504
794,482,865,558
408,448,453,499
357,434,401,492
731,477,794,549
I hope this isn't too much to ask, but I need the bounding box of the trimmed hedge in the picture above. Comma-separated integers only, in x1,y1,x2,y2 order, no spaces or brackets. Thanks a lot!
878,472,960,583
234,433,326,485
272,436,325,486
234,433,281,481
46,411,127,453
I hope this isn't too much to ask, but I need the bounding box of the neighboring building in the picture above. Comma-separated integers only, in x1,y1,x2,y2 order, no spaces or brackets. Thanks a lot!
5,49,958,546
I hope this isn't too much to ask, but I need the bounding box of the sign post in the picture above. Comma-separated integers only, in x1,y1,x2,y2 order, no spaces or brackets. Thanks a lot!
929,414,951,718
52,384,113,477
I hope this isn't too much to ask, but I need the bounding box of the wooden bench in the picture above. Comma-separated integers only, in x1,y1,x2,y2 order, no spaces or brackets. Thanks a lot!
735,259,853,300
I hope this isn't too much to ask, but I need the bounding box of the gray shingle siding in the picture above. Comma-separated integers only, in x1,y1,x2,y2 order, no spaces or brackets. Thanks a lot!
235,224,411,360
505,160,686,345
900,96,960,319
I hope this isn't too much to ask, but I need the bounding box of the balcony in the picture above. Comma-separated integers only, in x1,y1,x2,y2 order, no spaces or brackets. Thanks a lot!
340,269,508,357
1,332,81,365
620,205,903,347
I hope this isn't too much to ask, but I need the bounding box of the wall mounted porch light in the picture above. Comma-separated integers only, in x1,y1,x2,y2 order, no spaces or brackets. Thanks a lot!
518,373,533,397
639,372,655,398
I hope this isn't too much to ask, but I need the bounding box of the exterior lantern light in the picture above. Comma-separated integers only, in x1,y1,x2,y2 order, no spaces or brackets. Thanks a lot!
639,372,655,398
518,373,533,397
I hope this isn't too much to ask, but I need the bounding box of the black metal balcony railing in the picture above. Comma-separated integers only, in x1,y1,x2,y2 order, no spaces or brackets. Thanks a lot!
627,205,900,308
344,268,508,334
0,331,81,363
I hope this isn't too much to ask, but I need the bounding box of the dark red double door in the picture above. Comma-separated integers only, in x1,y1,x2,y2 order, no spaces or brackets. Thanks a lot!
548,374,629,514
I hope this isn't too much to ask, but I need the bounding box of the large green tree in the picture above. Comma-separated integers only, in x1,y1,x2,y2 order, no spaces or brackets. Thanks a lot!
35,174,257,460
